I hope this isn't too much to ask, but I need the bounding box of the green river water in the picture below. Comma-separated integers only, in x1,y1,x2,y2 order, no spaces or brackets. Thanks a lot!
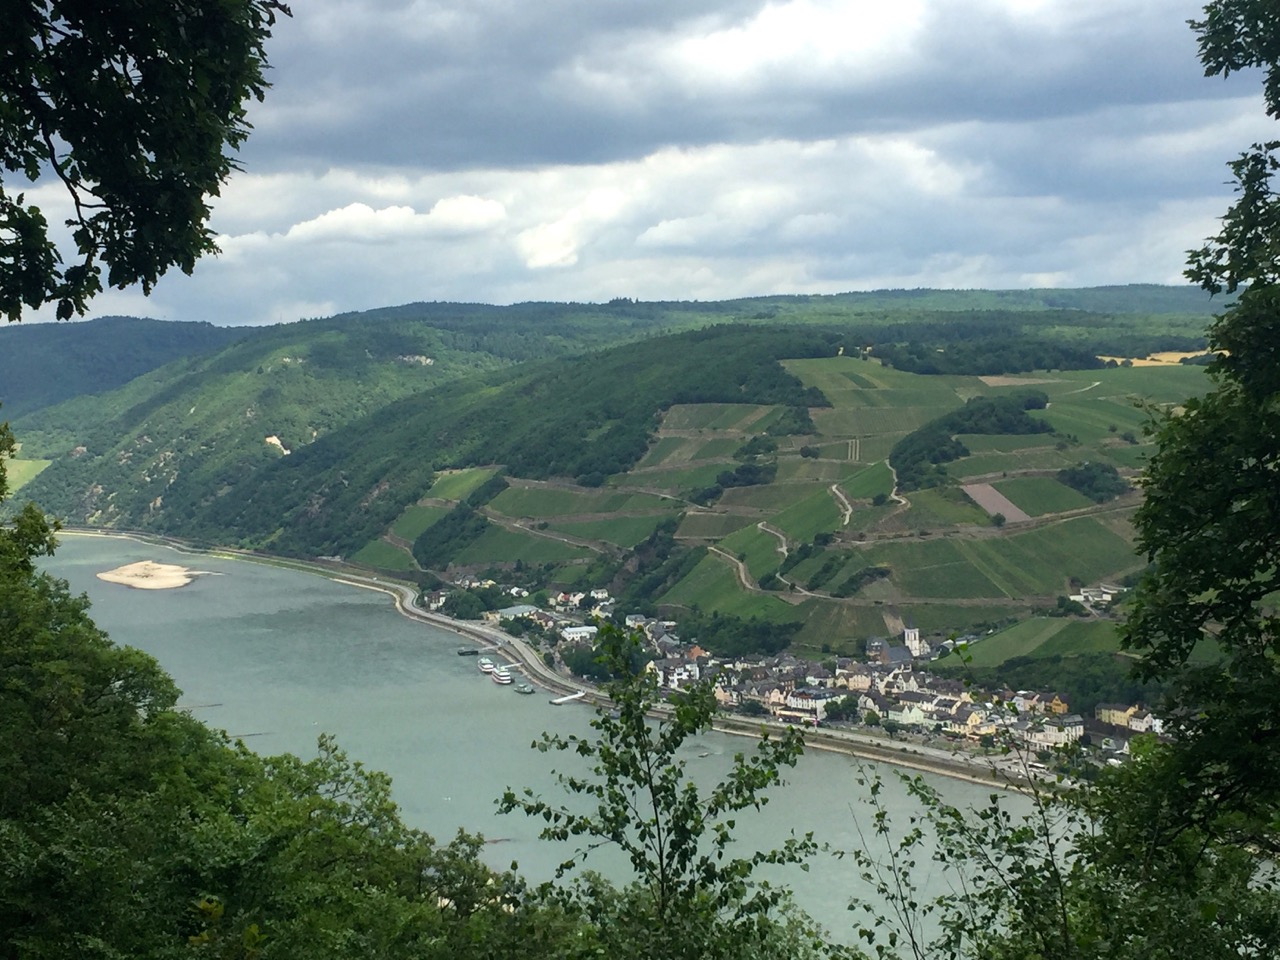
43,533,1018,941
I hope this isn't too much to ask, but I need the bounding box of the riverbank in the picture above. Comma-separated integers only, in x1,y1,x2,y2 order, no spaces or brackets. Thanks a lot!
60,528,1032,793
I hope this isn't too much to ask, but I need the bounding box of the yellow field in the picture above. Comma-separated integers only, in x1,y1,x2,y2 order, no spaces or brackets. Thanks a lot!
1097,351,1207,367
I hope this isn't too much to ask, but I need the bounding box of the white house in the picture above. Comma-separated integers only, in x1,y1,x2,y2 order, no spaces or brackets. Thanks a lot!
1023,714,1085,748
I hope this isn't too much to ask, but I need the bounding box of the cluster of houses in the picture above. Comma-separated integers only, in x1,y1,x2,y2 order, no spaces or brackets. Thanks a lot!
423,577,1158,759
649,644,1088,748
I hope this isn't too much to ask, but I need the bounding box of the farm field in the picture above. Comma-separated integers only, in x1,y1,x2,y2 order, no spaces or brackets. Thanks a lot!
390,504,449,540
660,403,773,432
635,436,692,468
950,448,1079,479
368,358,1198,660
992,477,1094,517
718,523,786,580
774,459,861,482
958,434,1058,453
489,485,678,519
840,462,894,499
611,462,724,492
894,487,991,528
769,487,844,543
5,457,50,492
453,526,593,565
960,617,1120,668
424,467,499,502
350,539,416,572
549,514,668,548
676,512,753,539
658,552,798,621
719,481,828,511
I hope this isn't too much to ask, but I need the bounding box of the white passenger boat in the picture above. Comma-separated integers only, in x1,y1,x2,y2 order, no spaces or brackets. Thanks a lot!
491,668,513,685
477,656,497,674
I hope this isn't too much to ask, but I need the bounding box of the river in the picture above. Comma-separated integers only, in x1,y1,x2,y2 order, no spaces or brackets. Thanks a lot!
42,533,1022,941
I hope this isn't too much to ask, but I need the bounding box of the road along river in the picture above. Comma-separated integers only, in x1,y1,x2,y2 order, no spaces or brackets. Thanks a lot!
43,533,1030,941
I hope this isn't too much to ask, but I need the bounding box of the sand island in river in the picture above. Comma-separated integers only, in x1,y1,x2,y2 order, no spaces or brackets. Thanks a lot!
97,560,207,590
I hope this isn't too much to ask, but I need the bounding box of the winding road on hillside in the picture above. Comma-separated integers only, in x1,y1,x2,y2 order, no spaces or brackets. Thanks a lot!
829,483,853,526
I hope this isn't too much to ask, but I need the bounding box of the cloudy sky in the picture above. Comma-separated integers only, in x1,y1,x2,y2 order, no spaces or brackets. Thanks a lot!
45,0,1280,324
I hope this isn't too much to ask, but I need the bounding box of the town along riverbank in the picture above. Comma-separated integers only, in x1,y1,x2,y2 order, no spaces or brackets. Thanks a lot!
45,532,1033,941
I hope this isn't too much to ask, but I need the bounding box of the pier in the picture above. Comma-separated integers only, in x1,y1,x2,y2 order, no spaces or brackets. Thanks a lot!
550,690,586,706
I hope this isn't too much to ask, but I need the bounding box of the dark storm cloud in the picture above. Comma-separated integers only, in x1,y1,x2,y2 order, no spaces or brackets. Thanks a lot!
239,0,1237,172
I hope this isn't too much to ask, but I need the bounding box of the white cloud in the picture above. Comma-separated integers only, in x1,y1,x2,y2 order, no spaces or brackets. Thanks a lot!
29,0,1268,328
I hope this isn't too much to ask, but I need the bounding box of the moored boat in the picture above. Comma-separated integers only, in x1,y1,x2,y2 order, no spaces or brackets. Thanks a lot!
492,668,513,685
477,656,497,673
514,683,535,695
456,647,479,656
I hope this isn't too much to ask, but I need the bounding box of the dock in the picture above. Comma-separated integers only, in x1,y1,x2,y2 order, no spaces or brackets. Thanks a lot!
550,690,586,706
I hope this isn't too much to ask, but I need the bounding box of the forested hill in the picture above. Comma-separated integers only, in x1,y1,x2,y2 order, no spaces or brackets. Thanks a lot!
28,326,839,556
0,316,247,418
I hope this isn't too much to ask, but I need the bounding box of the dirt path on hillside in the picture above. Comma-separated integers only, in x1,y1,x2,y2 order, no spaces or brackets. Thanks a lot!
829,483,853,526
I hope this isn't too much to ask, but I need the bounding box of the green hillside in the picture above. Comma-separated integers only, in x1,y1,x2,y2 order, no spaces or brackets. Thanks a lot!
7,288,1214,659
0,316,247,418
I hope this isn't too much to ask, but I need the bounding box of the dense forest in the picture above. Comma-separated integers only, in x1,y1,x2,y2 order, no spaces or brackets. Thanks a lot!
0,317,246,417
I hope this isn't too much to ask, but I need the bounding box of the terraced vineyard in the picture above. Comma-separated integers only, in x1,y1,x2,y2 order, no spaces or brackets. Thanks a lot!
344,353,1201,658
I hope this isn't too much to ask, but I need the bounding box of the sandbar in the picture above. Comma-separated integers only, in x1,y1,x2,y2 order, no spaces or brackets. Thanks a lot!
97,560,205,590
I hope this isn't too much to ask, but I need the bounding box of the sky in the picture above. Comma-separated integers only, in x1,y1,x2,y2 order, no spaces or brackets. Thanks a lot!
32,0,1280,325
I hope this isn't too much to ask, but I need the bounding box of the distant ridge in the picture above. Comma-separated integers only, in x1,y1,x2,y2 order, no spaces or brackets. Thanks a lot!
0,316,248,418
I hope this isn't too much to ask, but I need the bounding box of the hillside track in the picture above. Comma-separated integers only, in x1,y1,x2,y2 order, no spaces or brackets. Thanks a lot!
829,483,854,526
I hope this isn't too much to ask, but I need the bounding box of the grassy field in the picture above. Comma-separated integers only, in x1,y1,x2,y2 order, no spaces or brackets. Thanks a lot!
960,617,1119,668
676,512,753,539
636,436,693,468
390,504,449,540
549,514,668,547
790,600,896,652
490,486,678,518
885,539,1009,598
719,481,828,511
425,467,500,502
950,447,1079,480
615,462,726,492
840,462,894,499
770,487,844,543
903,603,1026,636
958,434,1058,453
951,517,1137,597
774,459,861,482
351,539,417,572
5,457,51,492
693,437,742,460
453,526,594,564
719,523,785,580
896,487,991,528
660,403,772,431
992,477,1094,516
658,552,797,621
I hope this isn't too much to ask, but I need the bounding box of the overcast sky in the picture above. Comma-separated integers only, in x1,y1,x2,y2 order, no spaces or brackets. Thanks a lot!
42,0,1279,325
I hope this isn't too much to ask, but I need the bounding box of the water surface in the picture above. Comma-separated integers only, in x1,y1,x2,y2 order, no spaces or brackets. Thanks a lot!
45,534,1018,939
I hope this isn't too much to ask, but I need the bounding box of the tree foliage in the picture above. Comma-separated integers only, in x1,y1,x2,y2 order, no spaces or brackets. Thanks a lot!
1056,461,1130,503
890,392,1052,490
499,625,820,960
1124,0,1280,847
1,0,290,321
0,440,602,960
